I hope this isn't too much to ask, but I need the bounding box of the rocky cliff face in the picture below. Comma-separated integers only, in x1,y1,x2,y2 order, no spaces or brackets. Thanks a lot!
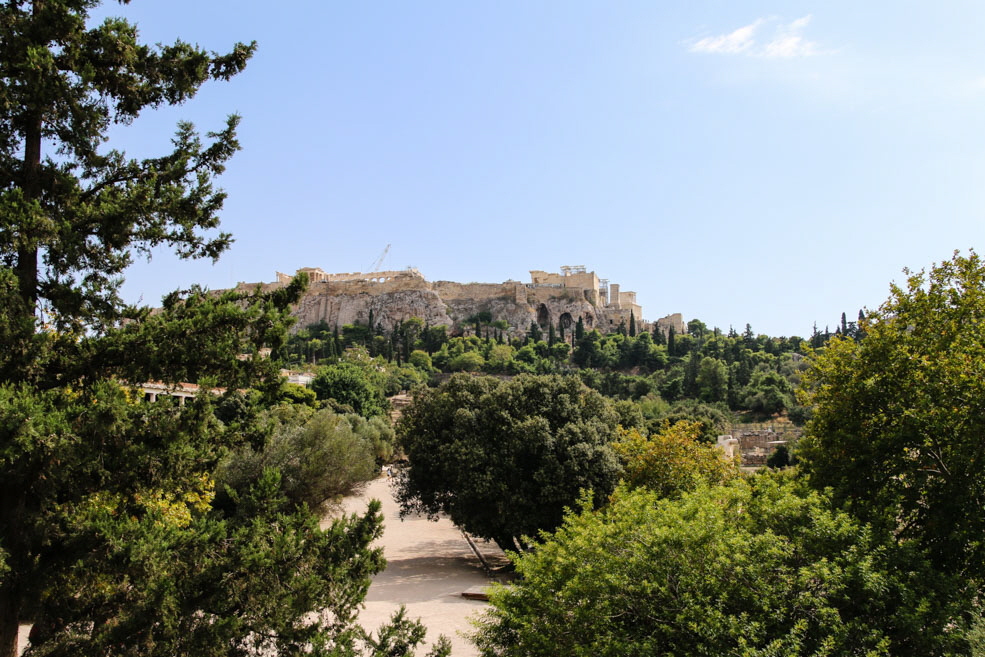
232,271,638,337
293,288,453,330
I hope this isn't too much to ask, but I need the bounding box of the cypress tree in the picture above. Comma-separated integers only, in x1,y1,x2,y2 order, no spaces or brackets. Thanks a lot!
575,316,585,340
653,324,666,346
629,310,637,337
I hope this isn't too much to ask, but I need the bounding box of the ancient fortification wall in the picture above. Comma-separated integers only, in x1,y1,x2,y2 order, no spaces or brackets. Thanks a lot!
240,266,681,338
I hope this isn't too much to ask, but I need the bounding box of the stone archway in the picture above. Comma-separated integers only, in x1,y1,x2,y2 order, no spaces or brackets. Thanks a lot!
537,304,550,329
559,312,573,330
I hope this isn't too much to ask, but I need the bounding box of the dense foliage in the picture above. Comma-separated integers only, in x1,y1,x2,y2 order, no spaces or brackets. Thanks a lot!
469,252,985,656
395,374,622,552
800,251,985,581
216,407,388,513
279,311,836,424
612,421,739,497
473,476,962,657
0,2,445,655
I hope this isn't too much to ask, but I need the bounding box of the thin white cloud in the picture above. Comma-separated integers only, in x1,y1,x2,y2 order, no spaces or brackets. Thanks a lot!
690,19,763,55
689,15,820,58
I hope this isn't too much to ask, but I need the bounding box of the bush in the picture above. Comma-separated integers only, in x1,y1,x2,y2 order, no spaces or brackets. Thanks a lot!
447,350,485,372
311,362,389,417
473,476,964,657
217,408,378,512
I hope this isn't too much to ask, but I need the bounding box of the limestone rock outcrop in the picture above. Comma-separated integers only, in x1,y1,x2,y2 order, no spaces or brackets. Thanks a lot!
232,267,661,337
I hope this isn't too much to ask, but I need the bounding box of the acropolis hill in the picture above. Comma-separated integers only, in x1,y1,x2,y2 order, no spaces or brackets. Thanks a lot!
231,266,685,337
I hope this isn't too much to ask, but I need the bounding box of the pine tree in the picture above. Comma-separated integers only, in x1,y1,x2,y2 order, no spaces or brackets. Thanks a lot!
548,322,556,345
629,310,637,337
0,3,445,656
575,316,585,341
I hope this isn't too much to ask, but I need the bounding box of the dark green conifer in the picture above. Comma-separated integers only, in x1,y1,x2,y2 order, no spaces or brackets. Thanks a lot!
653,324,666,346
0,3,445,655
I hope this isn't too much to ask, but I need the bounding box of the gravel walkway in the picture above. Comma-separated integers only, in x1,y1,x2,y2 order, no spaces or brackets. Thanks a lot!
335,476,509,657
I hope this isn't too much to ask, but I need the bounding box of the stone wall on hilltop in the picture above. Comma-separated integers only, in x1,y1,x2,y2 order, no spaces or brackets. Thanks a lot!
229,266,677,338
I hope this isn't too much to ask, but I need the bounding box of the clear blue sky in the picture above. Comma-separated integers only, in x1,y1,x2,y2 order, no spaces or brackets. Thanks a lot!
103,1,985,338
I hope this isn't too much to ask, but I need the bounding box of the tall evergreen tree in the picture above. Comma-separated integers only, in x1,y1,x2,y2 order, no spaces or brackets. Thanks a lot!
548,322,556,345
652,324,666,346
810,322,823,348
575,316,585,341
629,310,637,337
0,3,445,656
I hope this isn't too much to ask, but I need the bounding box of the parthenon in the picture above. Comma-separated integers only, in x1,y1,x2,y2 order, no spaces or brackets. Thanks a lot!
276,267,424,285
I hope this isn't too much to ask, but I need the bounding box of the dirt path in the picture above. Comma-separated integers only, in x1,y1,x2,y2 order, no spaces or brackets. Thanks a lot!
335,476,508,657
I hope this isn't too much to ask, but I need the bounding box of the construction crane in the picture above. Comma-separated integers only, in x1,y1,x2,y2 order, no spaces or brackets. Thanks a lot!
367,244,390,273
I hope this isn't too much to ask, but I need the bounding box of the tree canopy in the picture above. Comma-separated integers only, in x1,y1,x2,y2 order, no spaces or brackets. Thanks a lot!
473,476,963,657
395,374,622,552
800,251,985,580
612,421,739,497
311,362,390,418
0,3,445,655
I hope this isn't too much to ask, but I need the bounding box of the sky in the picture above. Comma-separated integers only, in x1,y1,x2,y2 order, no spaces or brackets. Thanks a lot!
97,1,985,338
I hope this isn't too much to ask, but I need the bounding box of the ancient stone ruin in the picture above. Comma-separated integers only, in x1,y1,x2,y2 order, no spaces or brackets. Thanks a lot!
231,265,685,338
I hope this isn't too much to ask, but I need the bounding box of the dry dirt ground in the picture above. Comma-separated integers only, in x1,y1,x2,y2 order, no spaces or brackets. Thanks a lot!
333,476,509,657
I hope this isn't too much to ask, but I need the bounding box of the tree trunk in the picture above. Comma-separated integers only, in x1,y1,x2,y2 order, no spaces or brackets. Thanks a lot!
17,113,42,317
0,582,22,657
0,481,28,657
493,534,521,554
